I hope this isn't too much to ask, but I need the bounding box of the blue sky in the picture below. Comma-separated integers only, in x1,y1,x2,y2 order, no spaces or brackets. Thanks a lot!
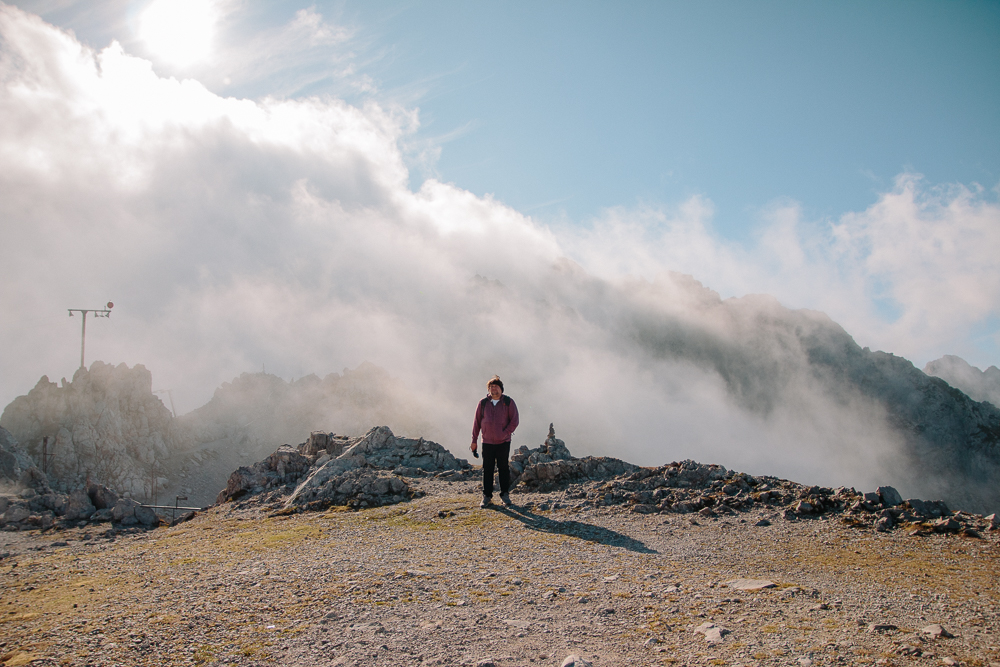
344,1,1000,237
20,0,1000,237
1,0,999,420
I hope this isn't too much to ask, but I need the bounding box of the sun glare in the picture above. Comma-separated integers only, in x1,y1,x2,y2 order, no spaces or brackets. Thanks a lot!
138,0,216,67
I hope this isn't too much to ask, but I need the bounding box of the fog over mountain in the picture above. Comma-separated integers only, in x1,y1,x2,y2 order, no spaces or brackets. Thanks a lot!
1,7,999,512
925,355,1000,409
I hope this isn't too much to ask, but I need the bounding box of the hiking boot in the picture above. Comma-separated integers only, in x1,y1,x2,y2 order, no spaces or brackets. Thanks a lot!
500,492,513,507
480,495,493,509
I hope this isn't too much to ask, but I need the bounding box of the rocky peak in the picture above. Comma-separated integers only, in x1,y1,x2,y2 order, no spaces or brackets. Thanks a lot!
0,361,175,497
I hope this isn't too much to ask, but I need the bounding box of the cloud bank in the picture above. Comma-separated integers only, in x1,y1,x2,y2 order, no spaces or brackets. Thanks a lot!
1,5,998,498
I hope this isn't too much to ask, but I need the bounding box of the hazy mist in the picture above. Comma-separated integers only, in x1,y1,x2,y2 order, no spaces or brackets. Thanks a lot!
1,6,998,501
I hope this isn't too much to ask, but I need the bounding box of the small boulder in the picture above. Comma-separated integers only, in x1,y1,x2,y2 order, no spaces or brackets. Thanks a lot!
724,579,776,591
932,517,961,534
87,483,119,510
867,623,898,633
921,624,954,639
877,486,903,507
693,621,729,644
3,504,30,524
560,656,593,667
63,490,95,521
111,498,139,523
134,505,159,526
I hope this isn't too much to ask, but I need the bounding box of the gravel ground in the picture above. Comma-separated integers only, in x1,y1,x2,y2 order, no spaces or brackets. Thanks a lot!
1,476,998,667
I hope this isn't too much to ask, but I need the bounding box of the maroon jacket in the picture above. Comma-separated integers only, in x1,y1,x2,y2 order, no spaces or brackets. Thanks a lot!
472,395,519,445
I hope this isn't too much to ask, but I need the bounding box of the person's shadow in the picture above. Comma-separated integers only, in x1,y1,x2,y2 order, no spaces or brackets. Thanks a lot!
495,504,657,554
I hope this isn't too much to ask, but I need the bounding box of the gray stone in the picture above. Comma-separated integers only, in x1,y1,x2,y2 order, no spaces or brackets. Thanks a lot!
867,623,898,633
984,513,999,531
134,505,159,526
693,621,729,644
560,656,592,667
932,517,961,534
90,508,114,522
921,624,953,639
863,492,882,506
724,579,775,591
2,505,30,524
0,426,36,483
87,484,119,510
906,498,950,519
111,498,139,522
877,485,903,506
63,490,95,521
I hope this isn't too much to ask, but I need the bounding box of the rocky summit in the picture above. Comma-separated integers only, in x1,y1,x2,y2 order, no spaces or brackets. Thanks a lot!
2,425,998,667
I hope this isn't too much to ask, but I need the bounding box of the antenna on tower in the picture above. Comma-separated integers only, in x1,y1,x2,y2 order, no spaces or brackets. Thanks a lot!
67,301,113,369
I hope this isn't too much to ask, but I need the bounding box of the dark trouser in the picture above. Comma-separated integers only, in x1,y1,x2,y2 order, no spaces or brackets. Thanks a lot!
482,441,511,497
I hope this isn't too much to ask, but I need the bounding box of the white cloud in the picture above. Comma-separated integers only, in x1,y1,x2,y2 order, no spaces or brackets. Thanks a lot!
0,6,996,501
560,176,1000,368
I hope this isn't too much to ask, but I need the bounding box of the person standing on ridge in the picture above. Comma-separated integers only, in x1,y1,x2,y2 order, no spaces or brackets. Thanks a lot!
471,375,519,508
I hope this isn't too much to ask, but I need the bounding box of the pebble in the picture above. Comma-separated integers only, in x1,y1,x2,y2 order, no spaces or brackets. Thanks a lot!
0,470,997,667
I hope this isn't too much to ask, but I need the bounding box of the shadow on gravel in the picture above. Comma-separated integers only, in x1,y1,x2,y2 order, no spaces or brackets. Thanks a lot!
498,506,657,554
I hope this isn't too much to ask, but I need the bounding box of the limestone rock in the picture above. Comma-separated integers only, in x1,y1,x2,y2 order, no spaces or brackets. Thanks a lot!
134,504,159,526
0,363,175,497
63,490,95,521
2,504,30,524
510,428,642,489
905,498,950,519
932,517,961,533
112,497,140,523
921,624,954,639
0,426,36,483
724,579,776,591
693,621,729,644
877,486,903,507
87,483,119,510
217,426,458,510
867,623,898,633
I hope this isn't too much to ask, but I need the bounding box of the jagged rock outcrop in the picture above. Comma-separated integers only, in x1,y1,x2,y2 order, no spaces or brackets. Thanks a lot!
924,355,1000,408
0,426,36,485
510,424,639,489
0,426,169,531
216,426,469,510
0,362,175,497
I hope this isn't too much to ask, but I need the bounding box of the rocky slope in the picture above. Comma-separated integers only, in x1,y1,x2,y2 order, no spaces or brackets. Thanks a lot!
925,355,1000,408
